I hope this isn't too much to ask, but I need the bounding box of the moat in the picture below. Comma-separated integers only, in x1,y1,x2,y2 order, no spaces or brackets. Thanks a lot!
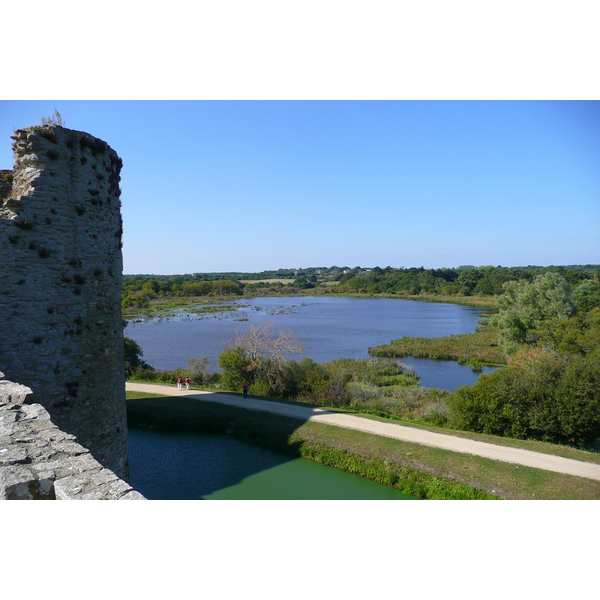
128,427,418,500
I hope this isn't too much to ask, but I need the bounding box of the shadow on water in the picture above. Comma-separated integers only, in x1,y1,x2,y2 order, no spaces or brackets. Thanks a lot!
127,394,305,499
126,393,417,500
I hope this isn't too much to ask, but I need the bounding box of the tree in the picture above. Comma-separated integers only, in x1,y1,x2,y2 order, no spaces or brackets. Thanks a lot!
573,280,600,313
218,347,253,391
186,356,210,385
124,336,154,375
218,321,303,395
554,355,600,445
491,272,576,354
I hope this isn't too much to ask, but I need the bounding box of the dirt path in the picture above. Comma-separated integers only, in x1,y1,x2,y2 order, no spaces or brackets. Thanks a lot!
126,382,600,482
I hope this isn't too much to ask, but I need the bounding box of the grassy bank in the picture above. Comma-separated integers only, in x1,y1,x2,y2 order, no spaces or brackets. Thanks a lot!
319,291,495,307
126,391,600,499
369,322,507,367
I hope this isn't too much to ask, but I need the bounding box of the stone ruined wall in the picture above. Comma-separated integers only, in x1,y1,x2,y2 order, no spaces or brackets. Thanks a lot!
0,125,128,479
0,170,12,202
0,372,145,500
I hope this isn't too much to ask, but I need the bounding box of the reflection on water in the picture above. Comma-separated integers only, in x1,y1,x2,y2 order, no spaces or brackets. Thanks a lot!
128,428,418,500
126,296,496,391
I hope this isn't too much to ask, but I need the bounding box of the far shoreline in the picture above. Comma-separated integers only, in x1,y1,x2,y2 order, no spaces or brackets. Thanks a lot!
122,290,495,321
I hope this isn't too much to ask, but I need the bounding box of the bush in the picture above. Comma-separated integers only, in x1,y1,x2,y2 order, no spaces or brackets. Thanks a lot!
554,355,600,445
448,348,600,446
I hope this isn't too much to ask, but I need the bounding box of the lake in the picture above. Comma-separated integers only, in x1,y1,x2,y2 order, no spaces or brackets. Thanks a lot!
128,427,418,500
125,295,497,391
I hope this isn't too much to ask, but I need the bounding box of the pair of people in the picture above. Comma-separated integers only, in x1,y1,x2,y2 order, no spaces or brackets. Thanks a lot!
176,377,191,390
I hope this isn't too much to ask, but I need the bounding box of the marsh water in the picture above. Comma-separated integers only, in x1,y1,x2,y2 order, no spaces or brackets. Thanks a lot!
125,295,497,391
127,296,494,500
128,427,418,500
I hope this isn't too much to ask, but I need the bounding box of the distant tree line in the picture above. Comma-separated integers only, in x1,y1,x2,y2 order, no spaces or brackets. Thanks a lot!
336,264,600,296
121,266,353,308
121,264,600,314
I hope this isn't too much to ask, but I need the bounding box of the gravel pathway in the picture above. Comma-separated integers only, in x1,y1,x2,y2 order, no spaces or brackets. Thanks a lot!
126,382,600,482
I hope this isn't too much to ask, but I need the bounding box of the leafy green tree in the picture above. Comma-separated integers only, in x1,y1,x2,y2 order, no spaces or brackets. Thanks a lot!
124,337,154,375
448,368,531,439
572,280,600,313
554,355,600,445
218,346,253,391
491,272,576,354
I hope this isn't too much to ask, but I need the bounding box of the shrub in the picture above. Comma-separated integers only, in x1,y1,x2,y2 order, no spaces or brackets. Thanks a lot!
448,346,600,446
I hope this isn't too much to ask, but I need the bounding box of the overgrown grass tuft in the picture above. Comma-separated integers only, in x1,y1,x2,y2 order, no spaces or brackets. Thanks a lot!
369,323,506,366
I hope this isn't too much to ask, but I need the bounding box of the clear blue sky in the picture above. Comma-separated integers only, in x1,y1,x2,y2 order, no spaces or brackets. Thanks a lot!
1,100,598,274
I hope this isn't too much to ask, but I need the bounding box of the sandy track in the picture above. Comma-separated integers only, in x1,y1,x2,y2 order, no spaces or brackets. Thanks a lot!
126,382,600,482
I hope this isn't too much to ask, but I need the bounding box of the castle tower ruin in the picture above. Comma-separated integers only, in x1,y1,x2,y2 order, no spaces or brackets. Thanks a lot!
0,124,128,479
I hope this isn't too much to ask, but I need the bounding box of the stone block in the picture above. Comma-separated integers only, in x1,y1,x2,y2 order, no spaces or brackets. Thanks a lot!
55,454,102,479
104,478,133,498
89,468,118,487
0,445,28,465
119,490,146,500
53,474,88,499
0,464,42,500
51,439,90,456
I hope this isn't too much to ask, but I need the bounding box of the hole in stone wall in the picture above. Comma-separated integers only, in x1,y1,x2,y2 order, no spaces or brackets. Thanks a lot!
65,380,79,397
14,220,33,230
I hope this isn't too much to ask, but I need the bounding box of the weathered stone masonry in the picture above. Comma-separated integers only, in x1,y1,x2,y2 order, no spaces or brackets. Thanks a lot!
0,125,129,480
0,372,144,499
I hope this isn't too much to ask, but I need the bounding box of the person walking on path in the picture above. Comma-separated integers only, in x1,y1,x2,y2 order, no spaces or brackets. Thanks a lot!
243,382,249,398
185,377,191,390
177,376,183,390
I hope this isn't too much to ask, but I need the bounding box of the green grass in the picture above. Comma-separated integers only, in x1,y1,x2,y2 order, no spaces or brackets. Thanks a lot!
369,323,507,367
126,391,600,499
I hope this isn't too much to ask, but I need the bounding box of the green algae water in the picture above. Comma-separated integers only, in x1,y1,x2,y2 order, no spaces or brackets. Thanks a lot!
128,427,417,500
